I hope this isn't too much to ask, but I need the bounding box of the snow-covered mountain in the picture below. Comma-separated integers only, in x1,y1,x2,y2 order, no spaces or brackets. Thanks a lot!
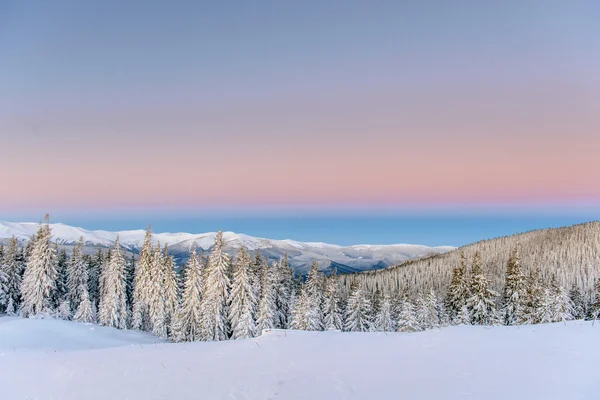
0,221,454,274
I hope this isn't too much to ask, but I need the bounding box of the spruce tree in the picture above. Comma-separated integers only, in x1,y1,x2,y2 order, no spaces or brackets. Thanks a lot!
273,255,294,329
20,216,59,317
161,245,180,338
344,282,372,332
323,276,343,331
548,276,573,323
132,226,154,331
149,242,167,338
56,248,68,305
466,252,497,325
74,288,96,323
1,236,23,312
501,246,525,325
569,284,585,320
445,253,470,322
98,237,128,329
374,294,395,332
66,238,88,311
256,262,277,333
589,279,600,321
173,249,204,342
396,294,419,332
228,247,257,339
522,268,545,324
199,231,231,341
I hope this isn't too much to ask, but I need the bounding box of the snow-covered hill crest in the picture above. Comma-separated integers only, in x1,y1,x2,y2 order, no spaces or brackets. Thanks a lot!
0,221,454,274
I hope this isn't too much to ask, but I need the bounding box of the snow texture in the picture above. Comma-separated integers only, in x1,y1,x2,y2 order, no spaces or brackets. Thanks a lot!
3,317,597,400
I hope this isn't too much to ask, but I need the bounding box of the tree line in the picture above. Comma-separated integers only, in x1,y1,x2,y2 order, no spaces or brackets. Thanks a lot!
1,216,599,342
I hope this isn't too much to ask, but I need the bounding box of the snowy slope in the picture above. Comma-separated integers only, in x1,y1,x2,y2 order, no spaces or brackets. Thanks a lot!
0,221,454,274
0,317,597,400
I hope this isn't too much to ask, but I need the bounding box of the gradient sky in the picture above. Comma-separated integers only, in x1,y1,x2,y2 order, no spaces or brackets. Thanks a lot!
1,1,599,243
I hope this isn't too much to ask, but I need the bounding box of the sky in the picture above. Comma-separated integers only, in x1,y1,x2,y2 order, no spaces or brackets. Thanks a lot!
0,1,599,244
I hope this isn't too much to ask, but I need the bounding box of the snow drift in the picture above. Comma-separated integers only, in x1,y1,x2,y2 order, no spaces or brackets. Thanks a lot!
0,317,598,400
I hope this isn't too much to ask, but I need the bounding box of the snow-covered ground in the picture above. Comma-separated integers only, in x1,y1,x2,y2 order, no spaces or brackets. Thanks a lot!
0,317,598,400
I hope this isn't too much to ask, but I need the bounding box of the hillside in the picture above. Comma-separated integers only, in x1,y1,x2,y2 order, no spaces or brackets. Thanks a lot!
351,221,600,299
0,221,453,274
0,317,597,400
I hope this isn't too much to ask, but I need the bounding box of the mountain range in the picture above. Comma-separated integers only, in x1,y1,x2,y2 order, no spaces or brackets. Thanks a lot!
0,221,454,274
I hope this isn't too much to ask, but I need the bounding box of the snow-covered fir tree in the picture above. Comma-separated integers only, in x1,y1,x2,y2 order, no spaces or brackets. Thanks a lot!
466,252,497,325
569,284,585,320
344,281,372,332
125,254,136,310
272,255,294,329
292,262,324,331
57,299,72,320
0,267,8,312
88,248,105,308
199,231,231,341
20,216,59,317
161,245,180,338
1,236,23,313
256,262,277,333
323,275,343,331
522,268,545,324
149,242,167,338
445,253,470,323
73,288,96,323
374,294,395,332
132,226,154,331
547,277,573,323
396,293,419,332
66,238,88,311
173,249,204,342
589,279,600,320
228,247,257,339
501,246,526,325
98,237,128,329
55,247,68,307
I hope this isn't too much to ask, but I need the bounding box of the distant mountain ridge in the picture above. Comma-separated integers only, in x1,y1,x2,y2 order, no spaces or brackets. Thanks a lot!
0,221,454,274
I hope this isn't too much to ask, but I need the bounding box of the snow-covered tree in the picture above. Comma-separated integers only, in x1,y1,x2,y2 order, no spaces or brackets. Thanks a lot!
66,238,88,311
256,262,277,333
0,236,23,312
173,250,204,342
569,284,585,320
466,252,497,325
445,253,470,323
374,294,395,332
132,226,154,331
272,255,294,329
591,279,600,321
88,248,105,308
98,237,128,329
501,246,525,325
57,299,72,320
161,245,180,338
547,277,573,323
20,216,59,317
149,243,167,338
344,282,372,332
228,247,257,339
415,292,435,330
522,268,545,324
73,288,96,323
396,294,419,332
199,231,231,341
323,276,343,331
0,268,8,312
292,262,324,331
55,248,68,306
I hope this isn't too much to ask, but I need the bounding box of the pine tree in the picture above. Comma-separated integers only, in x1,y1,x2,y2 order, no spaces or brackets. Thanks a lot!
149,243,167,338
199,231,231,341
88,248,105,308
522,268,545,324
66,238,88,311
466,252,497,325
292,262,324,331
374,294,395,332
57,299,72,320
256,262,277,333
20,216,59,317
228,247,257,339
173,250,204,342
547,276,573,323
344,282,372,332
74,288,96,323
569,284,585,320
55,248,68,305
396,294,419,332
160,245,180,338
272,255,293,329
132,226,154,331
323,276,343,331
589,279,600,321
0,267,8,312
415,293,436,330
501,246,525,325
445,253,470,323
98,237,128,329
125,254,136,310
1,236,23,311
